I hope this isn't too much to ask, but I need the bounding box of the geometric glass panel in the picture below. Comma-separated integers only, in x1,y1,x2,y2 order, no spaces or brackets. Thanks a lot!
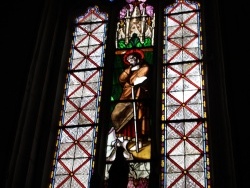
161,1,211,187
49,6,108,188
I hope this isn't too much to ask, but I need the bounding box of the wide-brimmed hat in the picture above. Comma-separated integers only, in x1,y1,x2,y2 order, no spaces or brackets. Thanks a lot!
123,49,144,65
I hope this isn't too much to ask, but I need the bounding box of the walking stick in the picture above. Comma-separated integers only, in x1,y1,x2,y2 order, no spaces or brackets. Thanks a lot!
131,76,147,153
131,85,139,153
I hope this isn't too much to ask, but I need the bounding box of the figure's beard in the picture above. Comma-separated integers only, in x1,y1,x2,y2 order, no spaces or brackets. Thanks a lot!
131,65,140,71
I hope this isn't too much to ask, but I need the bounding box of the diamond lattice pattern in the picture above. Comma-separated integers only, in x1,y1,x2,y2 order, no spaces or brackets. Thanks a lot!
51,7,108,188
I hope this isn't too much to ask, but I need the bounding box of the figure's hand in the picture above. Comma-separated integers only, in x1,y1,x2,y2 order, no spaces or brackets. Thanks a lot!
134,76,147,85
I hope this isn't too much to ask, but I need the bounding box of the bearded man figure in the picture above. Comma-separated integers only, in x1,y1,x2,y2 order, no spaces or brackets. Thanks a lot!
111,49,151,156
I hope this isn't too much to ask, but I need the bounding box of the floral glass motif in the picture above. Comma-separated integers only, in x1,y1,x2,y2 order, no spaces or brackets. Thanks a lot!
116,0,155,49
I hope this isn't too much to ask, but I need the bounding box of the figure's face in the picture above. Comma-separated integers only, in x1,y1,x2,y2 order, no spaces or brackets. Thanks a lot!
127,54,137,66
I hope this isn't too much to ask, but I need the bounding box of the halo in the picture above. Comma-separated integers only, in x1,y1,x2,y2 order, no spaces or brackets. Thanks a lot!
123,49,144,65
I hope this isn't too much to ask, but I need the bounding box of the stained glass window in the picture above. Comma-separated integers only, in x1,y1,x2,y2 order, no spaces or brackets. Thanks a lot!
49,0,211,188
104,0,155,187
49,6,108,188
161,0,210,187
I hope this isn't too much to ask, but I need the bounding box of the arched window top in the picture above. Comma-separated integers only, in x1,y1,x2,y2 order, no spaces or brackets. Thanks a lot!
118,0,154,19
76,6,108,23
166,0,200,14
